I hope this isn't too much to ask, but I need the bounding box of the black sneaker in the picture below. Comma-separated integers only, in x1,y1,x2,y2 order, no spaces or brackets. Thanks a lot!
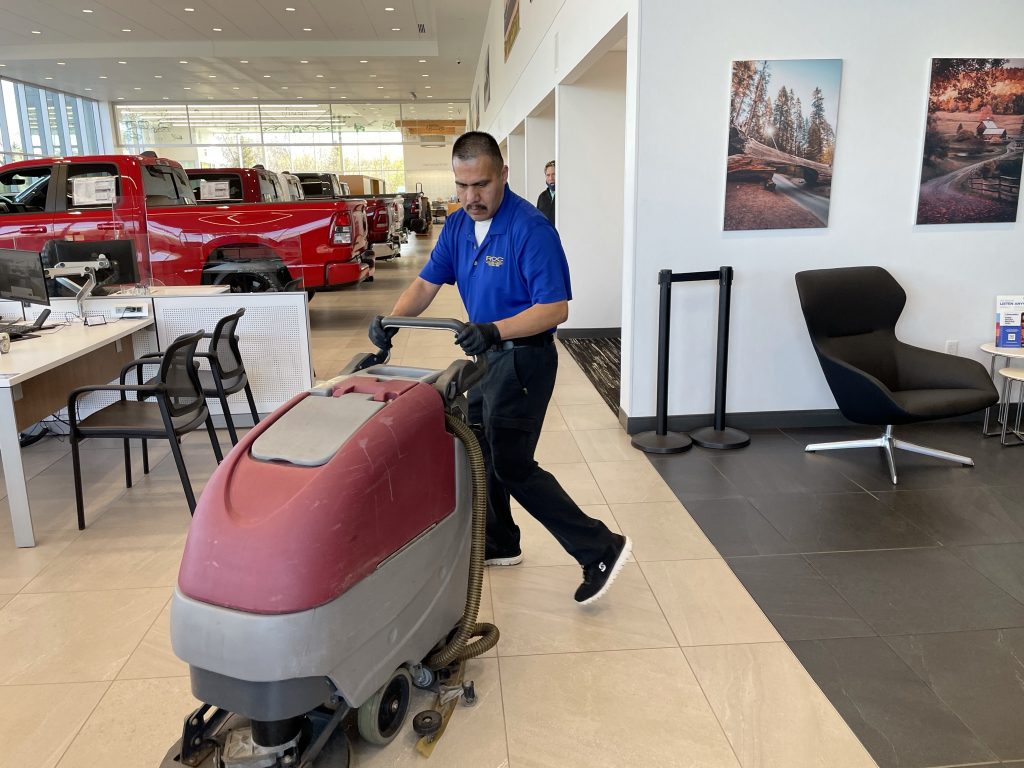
574,534,631,605
484,547,523,566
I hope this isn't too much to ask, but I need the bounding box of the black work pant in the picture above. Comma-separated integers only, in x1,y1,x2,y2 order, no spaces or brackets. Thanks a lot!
468,340,616,566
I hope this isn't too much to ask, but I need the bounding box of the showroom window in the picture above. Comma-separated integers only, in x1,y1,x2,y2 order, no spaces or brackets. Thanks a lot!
0,78,104,164
114,101,462,194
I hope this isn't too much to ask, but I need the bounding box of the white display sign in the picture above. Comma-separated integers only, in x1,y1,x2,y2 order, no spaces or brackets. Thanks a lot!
199,180,232,200
72,176,116,206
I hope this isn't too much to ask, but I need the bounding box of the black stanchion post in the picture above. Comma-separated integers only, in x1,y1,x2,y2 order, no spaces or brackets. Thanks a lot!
631,269,692,454
690,266,750,449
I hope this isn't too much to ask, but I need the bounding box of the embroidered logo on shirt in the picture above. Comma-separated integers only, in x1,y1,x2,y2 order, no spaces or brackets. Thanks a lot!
484,255,504,268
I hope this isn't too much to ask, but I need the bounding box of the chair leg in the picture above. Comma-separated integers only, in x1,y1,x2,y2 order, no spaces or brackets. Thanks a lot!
221,396,239,446
892,439,974,466
71,436,86,530
123,438,132,488
244,383,260,428
206,416,224,463
880,427,898,485
168,435,197,514
142,439,150,474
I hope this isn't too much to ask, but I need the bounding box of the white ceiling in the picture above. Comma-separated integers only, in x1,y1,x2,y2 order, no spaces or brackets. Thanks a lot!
0,0,485,104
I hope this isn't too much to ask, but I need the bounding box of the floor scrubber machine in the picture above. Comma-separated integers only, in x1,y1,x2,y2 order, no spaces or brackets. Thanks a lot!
161,317,499,768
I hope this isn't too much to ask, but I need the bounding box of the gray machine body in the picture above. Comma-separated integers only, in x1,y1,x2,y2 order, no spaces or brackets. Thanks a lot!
170,366,472,722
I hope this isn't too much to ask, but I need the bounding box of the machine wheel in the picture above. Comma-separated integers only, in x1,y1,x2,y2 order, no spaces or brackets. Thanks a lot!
412,709,442,737
356,667,412,746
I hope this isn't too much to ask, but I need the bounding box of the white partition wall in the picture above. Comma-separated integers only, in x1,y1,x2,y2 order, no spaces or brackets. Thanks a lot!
525,103,555,207
557,50,627,331
506,124,527,197
153,293,312,418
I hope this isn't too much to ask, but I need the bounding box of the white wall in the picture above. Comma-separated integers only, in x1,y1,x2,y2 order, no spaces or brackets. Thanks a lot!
628,0,1024,420
558,51,627,329
524,111,555,200
403,143,455,202
507,124,526,197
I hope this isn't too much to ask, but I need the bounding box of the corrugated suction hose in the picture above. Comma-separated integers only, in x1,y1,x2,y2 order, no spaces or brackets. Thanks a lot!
427,413,500,668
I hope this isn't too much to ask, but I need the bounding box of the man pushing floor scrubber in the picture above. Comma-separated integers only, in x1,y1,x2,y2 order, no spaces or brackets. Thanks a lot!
371,131,631,605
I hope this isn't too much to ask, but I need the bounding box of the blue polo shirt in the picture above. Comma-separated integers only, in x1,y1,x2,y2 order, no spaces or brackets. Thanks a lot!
419,185,572,326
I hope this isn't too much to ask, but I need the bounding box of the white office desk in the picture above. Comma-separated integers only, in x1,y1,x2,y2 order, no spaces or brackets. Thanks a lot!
0,318,153,547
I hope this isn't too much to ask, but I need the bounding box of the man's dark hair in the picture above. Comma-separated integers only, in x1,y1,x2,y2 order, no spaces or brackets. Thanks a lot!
452,131,504,170
545,160,555,171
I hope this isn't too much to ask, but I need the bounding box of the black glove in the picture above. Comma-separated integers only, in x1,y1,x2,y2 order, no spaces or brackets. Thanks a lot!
368,315,397,350
455,322,501,356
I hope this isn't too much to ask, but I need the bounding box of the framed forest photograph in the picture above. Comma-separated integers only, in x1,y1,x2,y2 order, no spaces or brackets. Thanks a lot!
724,59,843,231
916,58,1024,225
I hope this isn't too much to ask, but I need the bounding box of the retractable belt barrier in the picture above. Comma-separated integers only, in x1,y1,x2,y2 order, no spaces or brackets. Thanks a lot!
631,266,750,454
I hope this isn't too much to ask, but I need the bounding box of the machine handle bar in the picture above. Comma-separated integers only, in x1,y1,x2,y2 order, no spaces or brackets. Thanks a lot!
381,316,467,334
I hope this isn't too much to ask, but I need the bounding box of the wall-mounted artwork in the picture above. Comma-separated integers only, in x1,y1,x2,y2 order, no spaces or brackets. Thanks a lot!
916,58,1024,225
484,48,491,110
724,59,843,231
504,0,520,62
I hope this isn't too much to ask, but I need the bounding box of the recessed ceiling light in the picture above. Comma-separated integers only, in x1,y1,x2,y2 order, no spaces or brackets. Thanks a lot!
263,74,271,78
421,73,429,77
183,86,191,90
184,6,194,11
339,95,347,99
385,6,395,10
418,59,426,63
98,75,108,79
84,87,92,90
117,96,124,100
82,8,93,12
240,60,249,63
162,96,169,100
300,60,308,63
232,86,239,90
252,96,258,99
118,60,127,64
427,95,433,98
154,74,162,78
424,85,430,89
316,73,324,78
0,64,5,67
57,61,66,66
377,85,384,89
359,60,368,64
329,86,336,89
369,74,376,78
179,60,188,64
212,27,222,31
44,76,53,80
31,30,41,34
121,28,132,32
208,96,214,99
133,87,141,90
297,96,304,99
391,28,400,31
285,6,295,10
281,86,288,89
302,27,312,31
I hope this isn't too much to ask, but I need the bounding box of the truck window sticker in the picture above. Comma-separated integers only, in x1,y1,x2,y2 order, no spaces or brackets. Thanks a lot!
72,176,117,207
199,179,233,200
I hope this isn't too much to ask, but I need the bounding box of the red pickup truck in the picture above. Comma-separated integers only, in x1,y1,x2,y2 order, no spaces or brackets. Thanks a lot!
0,154,371,293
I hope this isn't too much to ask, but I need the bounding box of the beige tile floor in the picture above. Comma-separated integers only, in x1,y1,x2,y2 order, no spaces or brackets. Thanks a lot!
0,229,877,768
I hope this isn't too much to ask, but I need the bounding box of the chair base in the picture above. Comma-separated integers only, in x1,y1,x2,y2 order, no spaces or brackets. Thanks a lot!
805,425,974,485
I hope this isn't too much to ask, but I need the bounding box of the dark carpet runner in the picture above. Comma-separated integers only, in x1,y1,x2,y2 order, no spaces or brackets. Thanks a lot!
558,336,621,415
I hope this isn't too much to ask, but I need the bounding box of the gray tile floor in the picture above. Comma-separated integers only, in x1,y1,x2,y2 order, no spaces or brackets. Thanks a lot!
649,422,1024,767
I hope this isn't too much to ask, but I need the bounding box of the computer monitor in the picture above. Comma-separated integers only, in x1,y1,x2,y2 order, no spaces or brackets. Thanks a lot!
41,239,140,293
0,248,50,306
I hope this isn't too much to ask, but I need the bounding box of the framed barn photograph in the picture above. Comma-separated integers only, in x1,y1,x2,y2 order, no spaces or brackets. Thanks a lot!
916,58,1024,225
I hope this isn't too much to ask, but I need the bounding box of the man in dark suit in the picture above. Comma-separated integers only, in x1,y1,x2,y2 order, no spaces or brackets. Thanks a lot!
536,160,555,225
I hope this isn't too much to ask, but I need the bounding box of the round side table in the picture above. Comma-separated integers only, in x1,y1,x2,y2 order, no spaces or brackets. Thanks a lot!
979,343,1024,436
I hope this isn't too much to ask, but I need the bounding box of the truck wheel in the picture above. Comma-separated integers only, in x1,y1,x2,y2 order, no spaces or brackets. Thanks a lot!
211,272,276,293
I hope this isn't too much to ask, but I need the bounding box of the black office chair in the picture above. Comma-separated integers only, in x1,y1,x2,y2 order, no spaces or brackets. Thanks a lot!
794,266,998,484
67,331,223,529
137,308,260,446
